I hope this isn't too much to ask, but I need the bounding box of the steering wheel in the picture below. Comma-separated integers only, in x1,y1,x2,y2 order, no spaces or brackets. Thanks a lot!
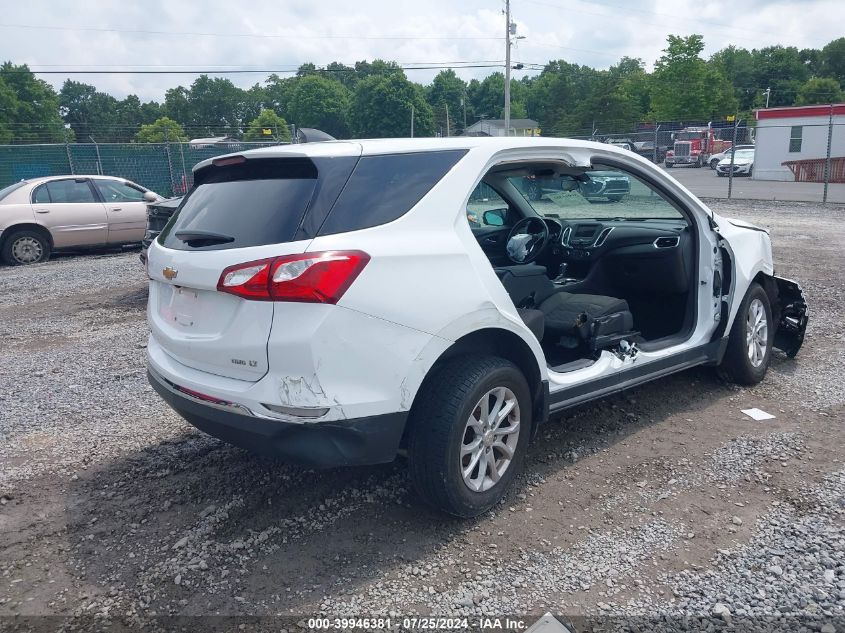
505,217,549,264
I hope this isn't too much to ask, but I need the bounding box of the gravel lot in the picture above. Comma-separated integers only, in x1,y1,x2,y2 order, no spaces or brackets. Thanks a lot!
1,199,844,632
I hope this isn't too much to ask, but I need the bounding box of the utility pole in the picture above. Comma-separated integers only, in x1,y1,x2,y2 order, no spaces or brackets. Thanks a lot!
764,87,771,108
445,103,450,137
728,117,740,199
823,103,833,204
504,0,511,137
410,103,414,138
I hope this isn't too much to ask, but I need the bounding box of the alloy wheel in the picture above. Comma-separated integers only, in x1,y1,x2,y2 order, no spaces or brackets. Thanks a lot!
746,298,768,367
460,386,521,493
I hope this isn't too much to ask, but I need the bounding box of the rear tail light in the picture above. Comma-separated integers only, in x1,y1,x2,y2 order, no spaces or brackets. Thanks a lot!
217,251,370,303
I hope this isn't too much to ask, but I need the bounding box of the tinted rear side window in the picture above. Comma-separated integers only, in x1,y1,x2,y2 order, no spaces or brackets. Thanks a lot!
317,150,466,236
160,159,318,251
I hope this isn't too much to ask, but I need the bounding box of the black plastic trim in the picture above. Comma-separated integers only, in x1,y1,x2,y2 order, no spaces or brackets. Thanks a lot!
148,369,407,468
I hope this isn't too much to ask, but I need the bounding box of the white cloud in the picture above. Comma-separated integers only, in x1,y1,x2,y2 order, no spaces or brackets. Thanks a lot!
0,0,842,100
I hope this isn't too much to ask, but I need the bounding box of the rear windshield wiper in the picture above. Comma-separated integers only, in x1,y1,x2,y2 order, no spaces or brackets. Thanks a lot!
174,230,235,246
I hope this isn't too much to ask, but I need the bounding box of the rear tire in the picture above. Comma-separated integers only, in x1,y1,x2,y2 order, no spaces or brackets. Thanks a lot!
1,229,51,265
718,283,773,386
407,355,532,518
665,162,673,169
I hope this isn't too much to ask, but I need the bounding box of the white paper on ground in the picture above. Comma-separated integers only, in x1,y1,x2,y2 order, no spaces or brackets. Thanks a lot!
741,408,776,421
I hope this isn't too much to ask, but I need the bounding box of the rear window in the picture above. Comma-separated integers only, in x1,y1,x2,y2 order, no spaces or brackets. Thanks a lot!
317,150,466,236
0,181,27,202
160,159,318,251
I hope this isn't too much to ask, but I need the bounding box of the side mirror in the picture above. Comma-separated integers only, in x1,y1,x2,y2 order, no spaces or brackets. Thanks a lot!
483,209,506,226
143,191,159,202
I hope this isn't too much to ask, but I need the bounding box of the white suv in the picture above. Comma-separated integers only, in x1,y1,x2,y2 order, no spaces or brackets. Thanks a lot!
145,138,808,517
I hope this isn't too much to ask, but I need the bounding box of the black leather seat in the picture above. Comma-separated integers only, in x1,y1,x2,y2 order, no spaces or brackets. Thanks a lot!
495,265,634,345
538,292,633,340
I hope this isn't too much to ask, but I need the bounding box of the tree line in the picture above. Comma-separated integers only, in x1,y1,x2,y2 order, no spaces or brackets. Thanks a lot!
0,34,843,145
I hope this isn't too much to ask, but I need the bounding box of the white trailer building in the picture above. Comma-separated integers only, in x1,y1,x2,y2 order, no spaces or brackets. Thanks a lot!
754,104,845,181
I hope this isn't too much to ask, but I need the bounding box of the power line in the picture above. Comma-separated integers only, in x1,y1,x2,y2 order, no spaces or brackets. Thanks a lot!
5,63,519,76
0,22,500,41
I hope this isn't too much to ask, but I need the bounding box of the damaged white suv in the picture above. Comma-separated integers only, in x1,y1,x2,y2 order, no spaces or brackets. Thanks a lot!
145,138,808,517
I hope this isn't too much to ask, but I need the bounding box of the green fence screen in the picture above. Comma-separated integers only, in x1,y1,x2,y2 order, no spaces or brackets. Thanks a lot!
0,141,283,198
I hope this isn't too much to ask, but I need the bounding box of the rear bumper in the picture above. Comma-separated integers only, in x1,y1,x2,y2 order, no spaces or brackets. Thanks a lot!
148,367,407,468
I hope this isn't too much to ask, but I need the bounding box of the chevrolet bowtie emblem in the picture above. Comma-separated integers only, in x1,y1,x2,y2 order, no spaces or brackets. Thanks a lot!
163,266,178,280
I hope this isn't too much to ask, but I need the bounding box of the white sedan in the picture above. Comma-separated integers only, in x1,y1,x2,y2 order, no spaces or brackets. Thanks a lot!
716,149,755,177
0,175,159,265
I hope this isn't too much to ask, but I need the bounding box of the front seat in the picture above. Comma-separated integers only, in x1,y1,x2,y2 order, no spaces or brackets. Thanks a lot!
495,265,634,348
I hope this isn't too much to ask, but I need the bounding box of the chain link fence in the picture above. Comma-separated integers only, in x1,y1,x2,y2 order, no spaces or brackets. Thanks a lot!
0,141,283,198
2,113,843,204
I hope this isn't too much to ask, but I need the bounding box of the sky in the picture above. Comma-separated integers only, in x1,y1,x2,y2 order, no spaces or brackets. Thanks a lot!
2,0,843,101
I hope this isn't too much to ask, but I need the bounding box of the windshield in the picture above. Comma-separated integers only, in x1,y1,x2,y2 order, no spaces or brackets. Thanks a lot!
506,166,684,220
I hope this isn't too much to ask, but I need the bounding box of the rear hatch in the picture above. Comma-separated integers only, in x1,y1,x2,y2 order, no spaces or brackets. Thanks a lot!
146,146,361,381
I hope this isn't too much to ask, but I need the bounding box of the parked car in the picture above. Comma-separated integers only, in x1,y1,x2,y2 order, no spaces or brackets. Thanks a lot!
716,149,755,177
632,141,668,164
140,196,183,265
578,170,631,202
145,139,808,518
0,175,159,265
709,145,755,170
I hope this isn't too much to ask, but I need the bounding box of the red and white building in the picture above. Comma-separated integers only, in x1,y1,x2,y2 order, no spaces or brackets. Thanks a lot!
754,103,845,181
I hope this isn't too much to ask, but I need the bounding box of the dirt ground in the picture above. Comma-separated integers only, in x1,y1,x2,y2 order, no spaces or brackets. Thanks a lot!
0,199,843,632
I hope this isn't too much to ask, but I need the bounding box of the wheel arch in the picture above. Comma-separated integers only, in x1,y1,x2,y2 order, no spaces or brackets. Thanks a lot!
1,222,54,248
401,326,548,447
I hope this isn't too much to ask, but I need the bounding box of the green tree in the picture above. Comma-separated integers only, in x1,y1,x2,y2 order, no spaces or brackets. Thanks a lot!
243,109,291,142
820,37,845,86
649,35,737,120
795,77,844,105
0,62,66,142
134,117,187,143
0,77,18,143
184,75,246,134
350,72,433,137
163,86,192,128
242,83,268,125
710,46,756,111
264,74,297,117
325,61,357,89
288,75,351,138
525,61,601,135
468,72,505,119
427,69,468,135
750,45,810,107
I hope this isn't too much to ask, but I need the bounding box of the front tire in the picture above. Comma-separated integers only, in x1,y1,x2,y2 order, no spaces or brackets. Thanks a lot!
407,355,532,518
1,229,51,265
710,159,719,169
718,283,773,385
